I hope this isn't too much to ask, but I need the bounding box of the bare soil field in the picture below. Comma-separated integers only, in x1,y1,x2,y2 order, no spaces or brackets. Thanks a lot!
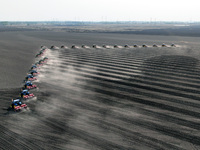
1,26,200,149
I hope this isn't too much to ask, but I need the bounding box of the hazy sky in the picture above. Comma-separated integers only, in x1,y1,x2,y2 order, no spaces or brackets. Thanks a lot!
1,0,199,21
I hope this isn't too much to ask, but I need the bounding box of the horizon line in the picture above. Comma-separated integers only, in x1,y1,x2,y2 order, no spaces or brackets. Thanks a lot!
0,20,200,23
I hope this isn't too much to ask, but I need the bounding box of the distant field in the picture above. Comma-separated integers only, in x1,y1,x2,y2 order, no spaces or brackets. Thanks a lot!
1,22,200,37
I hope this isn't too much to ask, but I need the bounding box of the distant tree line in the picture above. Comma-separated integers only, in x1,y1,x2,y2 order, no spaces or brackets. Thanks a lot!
0,21,200,26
